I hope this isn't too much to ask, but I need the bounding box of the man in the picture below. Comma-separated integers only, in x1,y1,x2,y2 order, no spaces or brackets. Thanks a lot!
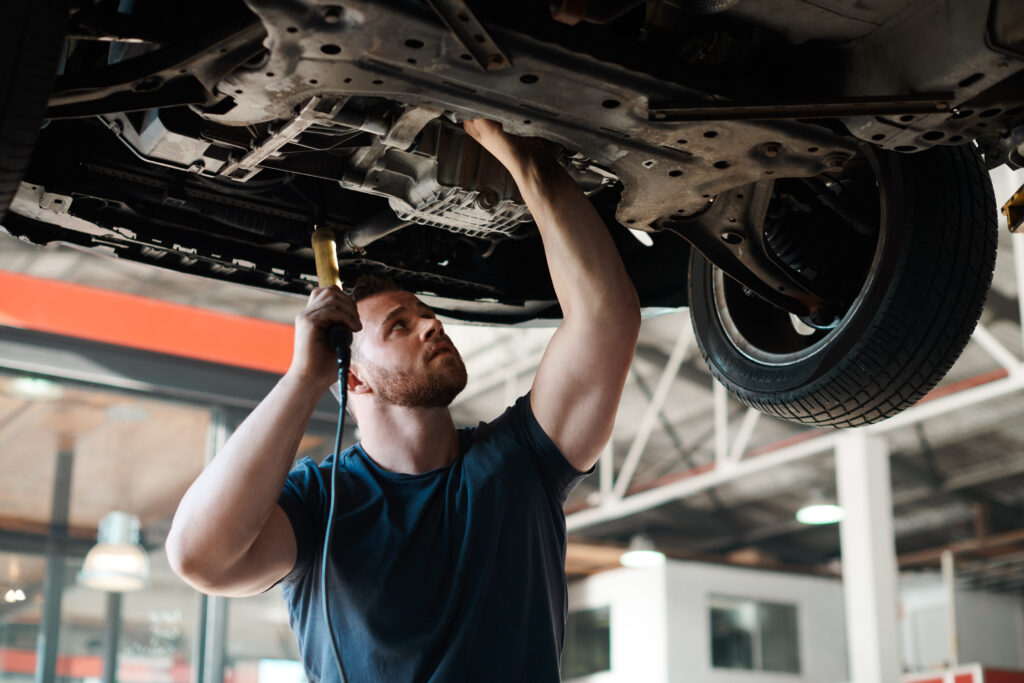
166,119,640,681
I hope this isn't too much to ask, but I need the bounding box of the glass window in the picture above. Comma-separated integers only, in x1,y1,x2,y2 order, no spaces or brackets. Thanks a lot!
0,375,210,682
759,601,800,673
710,597,756,669
224,420,342,683
561,606,611,680
0,552,45,682
709,595,800,674
226,586,305,683
115,548,199,682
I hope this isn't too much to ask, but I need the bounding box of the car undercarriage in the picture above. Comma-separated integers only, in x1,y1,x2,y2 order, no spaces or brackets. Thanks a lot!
3,0,1023,424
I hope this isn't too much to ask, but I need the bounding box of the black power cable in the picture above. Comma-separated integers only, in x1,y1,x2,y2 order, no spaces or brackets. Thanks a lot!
321,326,352,682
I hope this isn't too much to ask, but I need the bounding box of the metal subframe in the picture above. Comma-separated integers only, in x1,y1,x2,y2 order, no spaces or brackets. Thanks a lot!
227,0,865,313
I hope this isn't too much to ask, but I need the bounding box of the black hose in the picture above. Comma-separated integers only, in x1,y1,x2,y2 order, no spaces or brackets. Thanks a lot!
321,344,350,682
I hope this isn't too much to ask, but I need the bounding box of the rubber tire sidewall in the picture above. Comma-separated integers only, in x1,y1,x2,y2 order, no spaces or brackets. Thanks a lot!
0,0,67,222
688,144,996,426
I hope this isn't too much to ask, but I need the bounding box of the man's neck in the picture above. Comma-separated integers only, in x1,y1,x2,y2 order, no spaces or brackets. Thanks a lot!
357,404,460,474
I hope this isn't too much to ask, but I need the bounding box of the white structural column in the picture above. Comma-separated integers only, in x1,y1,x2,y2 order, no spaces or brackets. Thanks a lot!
941,549,959,667
835,430,901,683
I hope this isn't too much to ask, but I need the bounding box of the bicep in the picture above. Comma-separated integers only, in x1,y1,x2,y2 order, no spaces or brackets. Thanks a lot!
530,316,637,472
205,505,298,597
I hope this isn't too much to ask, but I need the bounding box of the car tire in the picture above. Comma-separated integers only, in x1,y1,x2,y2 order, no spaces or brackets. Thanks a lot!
688,144,998,428
0,0,67,222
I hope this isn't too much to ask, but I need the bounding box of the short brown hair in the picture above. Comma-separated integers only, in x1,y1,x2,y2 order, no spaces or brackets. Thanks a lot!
349,274,403,303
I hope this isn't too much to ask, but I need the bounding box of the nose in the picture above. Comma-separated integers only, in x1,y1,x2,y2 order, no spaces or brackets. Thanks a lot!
421,317,443,342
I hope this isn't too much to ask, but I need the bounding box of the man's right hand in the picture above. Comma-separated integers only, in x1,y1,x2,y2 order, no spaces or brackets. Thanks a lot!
287,285,362,391
168,284,361,597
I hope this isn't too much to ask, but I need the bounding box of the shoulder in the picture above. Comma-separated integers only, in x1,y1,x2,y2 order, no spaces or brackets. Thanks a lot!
280,446,365,501
469,394,590,497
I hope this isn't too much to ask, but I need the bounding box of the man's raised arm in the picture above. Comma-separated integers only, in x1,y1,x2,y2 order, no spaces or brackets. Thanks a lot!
165,286,360,596
464,120,641,473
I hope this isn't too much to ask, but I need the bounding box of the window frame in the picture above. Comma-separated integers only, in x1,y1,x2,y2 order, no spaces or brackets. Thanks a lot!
707,594,801,675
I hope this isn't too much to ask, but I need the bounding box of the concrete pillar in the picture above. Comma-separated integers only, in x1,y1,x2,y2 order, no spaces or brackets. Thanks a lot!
836,430,901,683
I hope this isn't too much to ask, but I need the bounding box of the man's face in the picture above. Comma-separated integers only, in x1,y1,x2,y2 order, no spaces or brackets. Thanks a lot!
352,290,467,407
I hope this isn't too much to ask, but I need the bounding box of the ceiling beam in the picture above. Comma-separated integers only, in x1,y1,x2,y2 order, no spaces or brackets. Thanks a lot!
689,449,1024,553
898,527,1024,568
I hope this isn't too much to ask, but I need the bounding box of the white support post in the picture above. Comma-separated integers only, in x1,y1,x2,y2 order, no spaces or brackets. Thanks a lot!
970,323,1024,375
599,442,614,500
713,380,729,466
611,320,692,499
1014,232,1024,359
503,368,518,407
727,408,760,464
941,549,959,668
503,338,519,406
836,430,901,683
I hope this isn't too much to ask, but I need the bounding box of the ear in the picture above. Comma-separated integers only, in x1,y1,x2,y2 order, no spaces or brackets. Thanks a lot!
346,364,373,396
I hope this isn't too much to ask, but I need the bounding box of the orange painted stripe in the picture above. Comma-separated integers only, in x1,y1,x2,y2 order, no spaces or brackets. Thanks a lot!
984,670,1024,683
0,270,293,374
0,649,101,676
0,648,36,674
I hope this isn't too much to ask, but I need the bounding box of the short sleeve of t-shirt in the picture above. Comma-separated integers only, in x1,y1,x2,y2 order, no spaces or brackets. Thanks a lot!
275,455,330,586
484,393,593,505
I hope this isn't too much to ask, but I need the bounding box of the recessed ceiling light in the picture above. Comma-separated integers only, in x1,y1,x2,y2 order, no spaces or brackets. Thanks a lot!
6,377,64,402
796,502,844,525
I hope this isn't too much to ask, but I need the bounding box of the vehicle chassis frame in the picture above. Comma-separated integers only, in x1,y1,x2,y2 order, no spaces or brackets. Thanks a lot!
43,0,1024,314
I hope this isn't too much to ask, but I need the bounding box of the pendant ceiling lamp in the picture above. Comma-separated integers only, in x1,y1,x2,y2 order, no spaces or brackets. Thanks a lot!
78,511,149,592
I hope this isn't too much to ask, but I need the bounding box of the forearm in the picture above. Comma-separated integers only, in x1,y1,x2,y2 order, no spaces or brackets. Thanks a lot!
166,372,321,580
464,119,640,468
509,153,640,322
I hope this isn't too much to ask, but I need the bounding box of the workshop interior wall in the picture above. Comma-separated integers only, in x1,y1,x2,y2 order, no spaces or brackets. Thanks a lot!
663,561,849,683
900,574,1024,671
566,565,669,683
565,560,849,683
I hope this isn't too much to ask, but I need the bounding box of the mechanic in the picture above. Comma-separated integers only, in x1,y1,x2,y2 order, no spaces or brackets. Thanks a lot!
165,119,641,681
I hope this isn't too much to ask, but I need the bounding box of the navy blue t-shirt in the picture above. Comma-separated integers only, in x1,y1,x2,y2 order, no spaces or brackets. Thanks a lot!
275,394,590,682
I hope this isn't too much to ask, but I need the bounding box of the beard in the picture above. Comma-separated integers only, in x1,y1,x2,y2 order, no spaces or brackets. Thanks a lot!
363,351,468,408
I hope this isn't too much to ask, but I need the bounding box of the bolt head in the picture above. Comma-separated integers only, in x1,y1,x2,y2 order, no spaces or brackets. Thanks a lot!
761,142,782,158
476,189,498,210
824,154,847,169
322,5,343,23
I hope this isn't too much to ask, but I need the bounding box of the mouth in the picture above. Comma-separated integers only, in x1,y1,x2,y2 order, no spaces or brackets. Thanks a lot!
429,343,455,361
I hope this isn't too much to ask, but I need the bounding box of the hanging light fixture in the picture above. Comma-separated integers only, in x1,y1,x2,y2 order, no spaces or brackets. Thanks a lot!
796,491,844,525
78,512,149,592
619,533,666,568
